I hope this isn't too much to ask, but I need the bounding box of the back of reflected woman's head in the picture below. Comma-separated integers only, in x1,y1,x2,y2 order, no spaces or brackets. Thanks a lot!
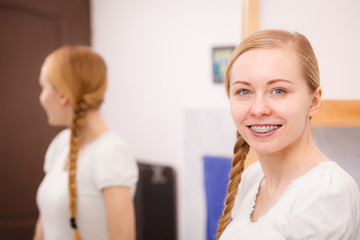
225,29,320,97
44,46,107,110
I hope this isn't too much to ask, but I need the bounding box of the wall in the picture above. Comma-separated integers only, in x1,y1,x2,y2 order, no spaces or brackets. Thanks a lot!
259,0,360,99
90,1,360,240
90,0,241,166
90,1,241,239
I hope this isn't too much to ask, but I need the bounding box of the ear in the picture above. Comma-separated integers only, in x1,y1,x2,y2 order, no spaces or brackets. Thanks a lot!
308,87,322,118
58,92,70,107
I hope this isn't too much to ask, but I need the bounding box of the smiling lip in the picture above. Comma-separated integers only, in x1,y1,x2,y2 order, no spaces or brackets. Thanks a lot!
248,124,282,135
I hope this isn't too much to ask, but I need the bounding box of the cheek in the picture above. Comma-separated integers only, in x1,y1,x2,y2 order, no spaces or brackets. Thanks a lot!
272,94,310,118
39,91,51,110
229,100,237,120
39,91,46,106
230,100,246,125
282,102,309,128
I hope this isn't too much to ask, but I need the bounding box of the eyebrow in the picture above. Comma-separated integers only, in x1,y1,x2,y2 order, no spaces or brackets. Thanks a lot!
232,78,295,86
231,80,250,86
268,79,295,85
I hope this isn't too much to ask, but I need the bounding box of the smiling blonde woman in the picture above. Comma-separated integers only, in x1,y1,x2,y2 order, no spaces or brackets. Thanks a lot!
217,30,360,240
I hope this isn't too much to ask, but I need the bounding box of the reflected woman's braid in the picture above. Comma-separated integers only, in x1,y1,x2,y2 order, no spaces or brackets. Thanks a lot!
68,100,89,240
217,132,249,239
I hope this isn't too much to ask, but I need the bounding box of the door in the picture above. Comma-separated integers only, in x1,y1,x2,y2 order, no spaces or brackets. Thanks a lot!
0,0,90,238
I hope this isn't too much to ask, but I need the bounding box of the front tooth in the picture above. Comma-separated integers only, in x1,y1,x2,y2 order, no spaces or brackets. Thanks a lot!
251,125,279,133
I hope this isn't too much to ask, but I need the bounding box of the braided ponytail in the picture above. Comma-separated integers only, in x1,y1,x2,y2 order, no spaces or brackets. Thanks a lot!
44,46,107,240
68,101,89,240
216,132,249,239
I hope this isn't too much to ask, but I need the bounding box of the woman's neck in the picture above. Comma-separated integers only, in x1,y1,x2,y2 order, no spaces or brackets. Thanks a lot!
256,129,328,192
80,109,109,148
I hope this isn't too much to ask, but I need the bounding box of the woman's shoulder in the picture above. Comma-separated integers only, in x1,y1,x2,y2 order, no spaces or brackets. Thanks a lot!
287,161,360,239
242,161,263,182
48,129,71,149
310,161,359,194
291,161,360,214
44,129,70,171
231,161,263,219
89,131,131,153
237,161,263,195
87,131,136,166
87,131,138,191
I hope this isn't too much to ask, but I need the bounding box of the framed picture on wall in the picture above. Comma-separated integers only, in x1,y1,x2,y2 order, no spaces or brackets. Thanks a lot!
212,46,235,83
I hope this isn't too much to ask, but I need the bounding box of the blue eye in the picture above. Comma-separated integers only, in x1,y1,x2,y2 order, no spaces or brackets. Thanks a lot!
238,89,251,95
272,89,286,95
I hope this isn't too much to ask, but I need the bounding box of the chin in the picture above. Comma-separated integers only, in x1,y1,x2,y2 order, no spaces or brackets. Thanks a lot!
47,120,58,127
47,119,64,127
249,142,282,155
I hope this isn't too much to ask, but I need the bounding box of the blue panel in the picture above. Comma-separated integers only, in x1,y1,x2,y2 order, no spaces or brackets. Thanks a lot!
203,155,232,240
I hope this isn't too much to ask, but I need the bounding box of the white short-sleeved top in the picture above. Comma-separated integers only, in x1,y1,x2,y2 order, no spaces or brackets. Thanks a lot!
36,129,139,240
220,161,360,240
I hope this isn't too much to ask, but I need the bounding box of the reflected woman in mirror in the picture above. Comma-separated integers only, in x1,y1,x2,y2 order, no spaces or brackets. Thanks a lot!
217,30,360,239
33,46,138,240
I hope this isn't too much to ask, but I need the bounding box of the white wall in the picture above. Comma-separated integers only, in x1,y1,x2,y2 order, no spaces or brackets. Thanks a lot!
259,0,360,99
91,0,240,164
90,1,360,240
90,1,241,239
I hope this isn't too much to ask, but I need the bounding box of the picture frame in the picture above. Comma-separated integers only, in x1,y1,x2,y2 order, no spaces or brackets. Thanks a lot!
212,46,235,83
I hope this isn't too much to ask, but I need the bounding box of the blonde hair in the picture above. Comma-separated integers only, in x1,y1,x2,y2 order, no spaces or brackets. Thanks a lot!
44,46,107,240
217,29,320,239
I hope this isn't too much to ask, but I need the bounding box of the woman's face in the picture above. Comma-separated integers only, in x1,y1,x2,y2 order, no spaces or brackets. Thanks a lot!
229,47,319,155
39,65,70,126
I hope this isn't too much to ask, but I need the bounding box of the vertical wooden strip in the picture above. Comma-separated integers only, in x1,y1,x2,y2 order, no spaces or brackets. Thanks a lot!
242,0,259,39
241,0,260,168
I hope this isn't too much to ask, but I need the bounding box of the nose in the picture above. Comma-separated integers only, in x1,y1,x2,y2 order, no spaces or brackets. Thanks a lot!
250,95,271,117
